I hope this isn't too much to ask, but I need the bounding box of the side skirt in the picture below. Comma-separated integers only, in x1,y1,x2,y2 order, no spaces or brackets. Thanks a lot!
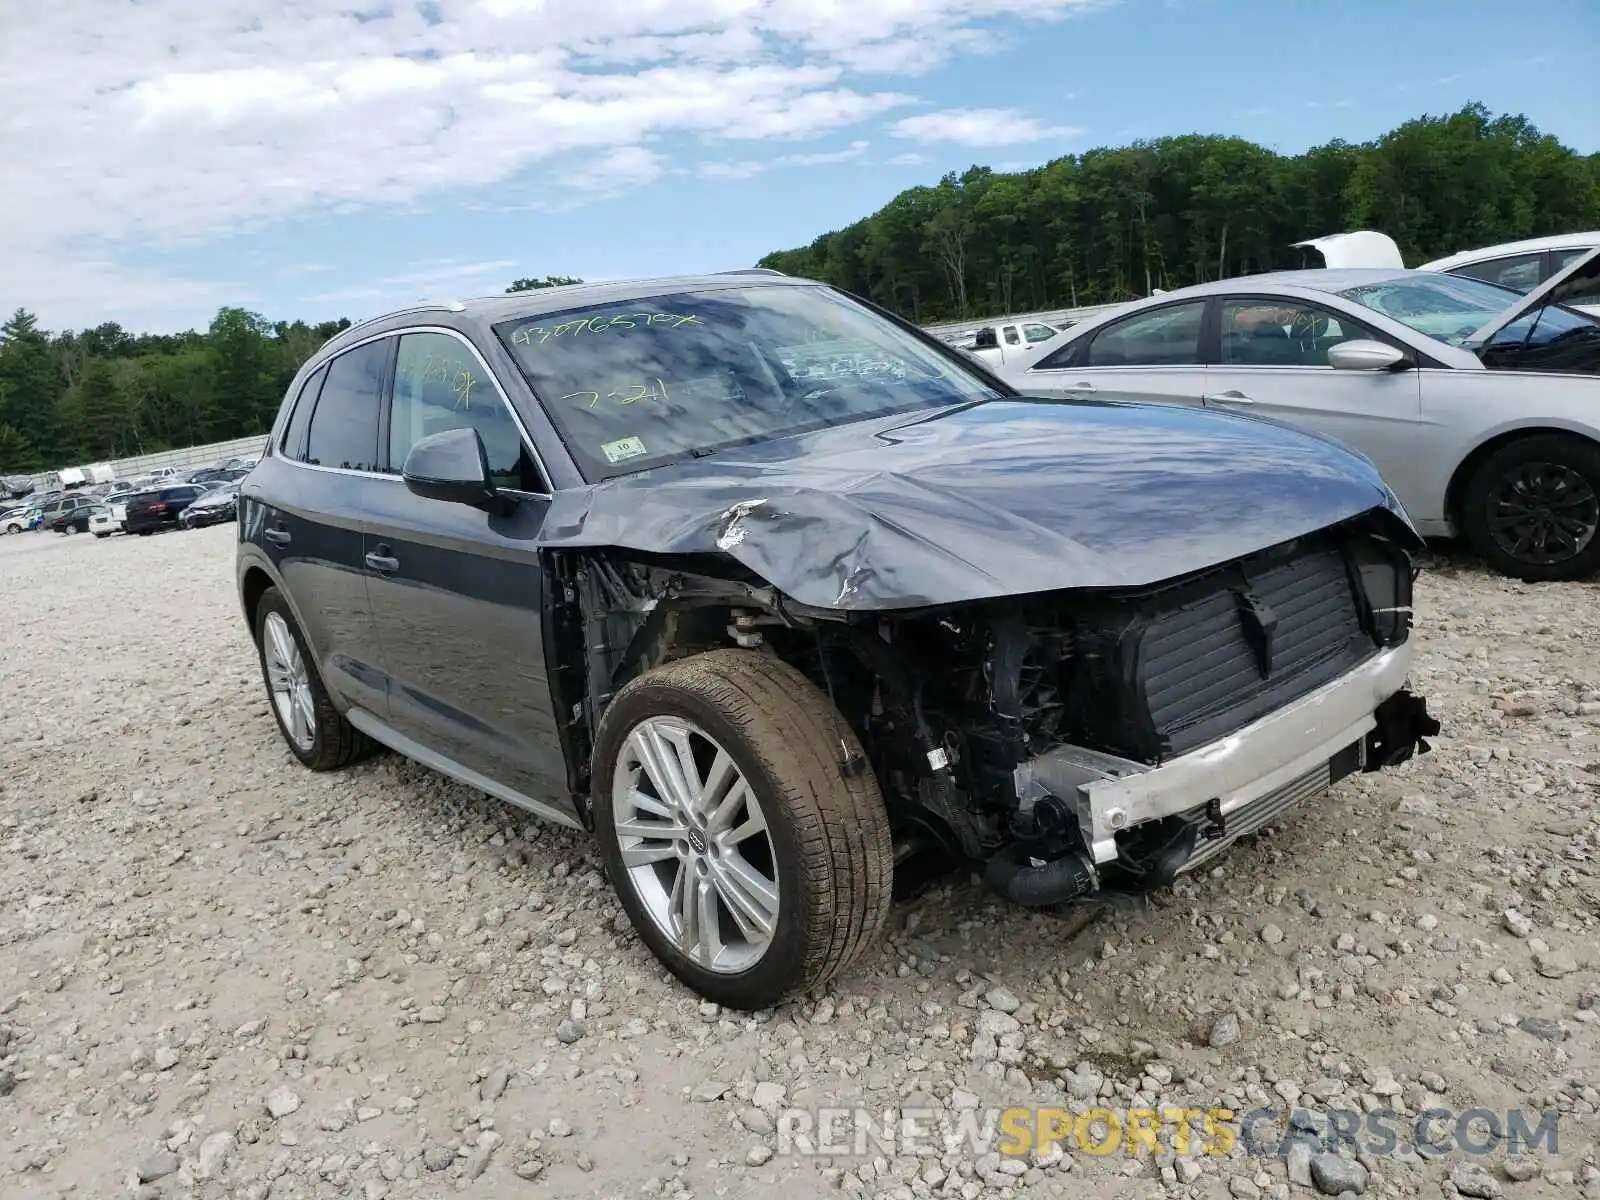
345,707,585,832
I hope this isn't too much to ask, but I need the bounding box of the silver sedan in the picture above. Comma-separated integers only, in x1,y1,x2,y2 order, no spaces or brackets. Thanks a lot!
1000,249,1600,581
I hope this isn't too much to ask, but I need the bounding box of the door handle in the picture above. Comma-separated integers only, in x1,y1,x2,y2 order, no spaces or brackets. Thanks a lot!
1203,391,1255,406
364,550,399,574
264,528,291,546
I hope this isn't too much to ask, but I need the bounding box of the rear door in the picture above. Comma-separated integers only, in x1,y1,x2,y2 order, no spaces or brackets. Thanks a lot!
361,327,572,813
248,341,393,719
1200,295,1422,500
1020,299,1210,407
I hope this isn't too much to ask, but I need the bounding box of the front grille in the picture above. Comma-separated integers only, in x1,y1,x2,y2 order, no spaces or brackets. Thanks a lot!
1142,544,1371,756
1059,535,1390,764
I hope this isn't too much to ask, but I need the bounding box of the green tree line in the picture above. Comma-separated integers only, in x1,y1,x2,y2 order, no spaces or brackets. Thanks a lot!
759,103,1600,323
0,277,591,474
0,308,353,474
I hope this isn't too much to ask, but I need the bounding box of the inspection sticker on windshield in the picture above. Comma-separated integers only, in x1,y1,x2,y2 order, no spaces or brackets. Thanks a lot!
601,436,648,464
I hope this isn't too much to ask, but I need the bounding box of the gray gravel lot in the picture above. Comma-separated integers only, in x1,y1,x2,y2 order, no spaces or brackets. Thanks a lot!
2,526,1598,1199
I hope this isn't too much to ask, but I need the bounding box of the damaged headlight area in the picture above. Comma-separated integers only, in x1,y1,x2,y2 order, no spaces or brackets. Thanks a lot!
556,518,1438,913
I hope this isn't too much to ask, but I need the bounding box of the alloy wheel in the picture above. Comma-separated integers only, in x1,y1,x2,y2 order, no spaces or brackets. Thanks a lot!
1487,461,1600,566
262,611,317,751
611,716,780,974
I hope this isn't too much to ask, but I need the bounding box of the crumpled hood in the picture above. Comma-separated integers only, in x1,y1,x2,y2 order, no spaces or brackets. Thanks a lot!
538,398,1418,611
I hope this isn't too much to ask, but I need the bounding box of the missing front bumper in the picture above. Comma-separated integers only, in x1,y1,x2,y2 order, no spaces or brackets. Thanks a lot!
1012,643,1434,870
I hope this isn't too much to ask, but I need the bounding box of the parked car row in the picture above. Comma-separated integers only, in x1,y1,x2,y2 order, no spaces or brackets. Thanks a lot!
0,461,251,538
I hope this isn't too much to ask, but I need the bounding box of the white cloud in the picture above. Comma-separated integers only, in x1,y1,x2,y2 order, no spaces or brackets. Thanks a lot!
1,0,1106,329
698,140,870,181
561,146,667,194
888,152,931,166
890,107,1084,147
304,258,521,314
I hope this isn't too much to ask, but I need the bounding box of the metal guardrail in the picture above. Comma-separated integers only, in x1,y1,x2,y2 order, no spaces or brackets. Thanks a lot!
10,433,271,495
104,434,271,479
923,301,1131,339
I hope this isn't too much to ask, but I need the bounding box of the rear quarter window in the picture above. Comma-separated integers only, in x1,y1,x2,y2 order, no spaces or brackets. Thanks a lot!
280,364,329,462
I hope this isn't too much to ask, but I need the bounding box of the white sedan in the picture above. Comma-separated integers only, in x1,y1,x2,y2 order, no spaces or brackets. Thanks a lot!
999,248,1600,581
89,505,120,537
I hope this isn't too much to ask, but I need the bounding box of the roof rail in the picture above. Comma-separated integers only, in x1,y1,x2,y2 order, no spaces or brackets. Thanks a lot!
340,299,468,339
714,267,785,277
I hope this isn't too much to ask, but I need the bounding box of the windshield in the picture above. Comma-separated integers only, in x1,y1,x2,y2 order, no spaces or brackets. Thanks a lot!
1338,274,1524,347
492,284,1004,481
1342,271,1600,371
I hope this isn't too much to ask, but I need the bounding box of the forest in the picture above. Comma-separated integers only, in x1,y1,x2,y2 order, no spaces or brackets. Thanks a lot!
759,103,1600,324
2,103,1596,473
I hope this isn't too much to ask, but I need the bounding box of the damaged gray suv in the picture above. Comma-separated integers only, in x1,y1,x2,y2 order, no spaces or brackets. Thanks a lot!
237,271,1439,1009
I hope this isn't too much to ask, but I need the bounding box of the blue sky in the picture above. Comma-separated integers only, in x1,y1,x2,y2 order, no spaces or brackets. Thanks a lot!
6,0,1596,333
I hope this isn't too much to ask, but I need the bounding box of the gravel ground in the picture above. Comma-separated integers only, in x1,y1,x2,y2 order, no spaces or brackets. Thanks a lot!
2,525,1598,1200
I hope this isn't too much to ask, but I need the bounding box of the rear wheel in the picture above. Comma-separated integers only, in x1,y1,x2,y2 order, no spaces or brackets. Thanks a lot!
1462,435,1600,581
592,649,893,1010
253,586,376,770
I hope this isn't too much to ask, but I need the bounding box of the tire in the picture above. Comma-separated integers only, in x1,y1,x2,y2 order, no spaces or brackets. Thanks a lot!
1461,435,1600,582
591,648,893,1010
253,585,376,771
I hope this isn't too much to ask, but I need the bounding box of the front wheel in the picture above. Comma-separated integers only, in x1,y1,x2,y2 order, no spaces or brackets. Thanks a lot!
1461,435,1600,581
592,649,893,1010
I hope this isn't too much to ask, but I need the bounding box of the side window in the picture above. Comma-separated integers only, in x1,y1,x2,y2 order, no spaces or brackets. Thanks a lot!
1003,326,1021,345
1033,334,1089,371
1220,299,1385,367
1552,246,1600,308
305,341,389,472
1450,252,1543,293
388,332,546,493
1023,323,1057,343
280,364,329,462
1083,302,1206,367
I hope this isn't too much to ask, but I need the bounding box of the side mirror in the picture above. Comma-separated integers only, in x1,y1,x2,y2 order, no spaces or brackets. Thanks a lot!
402,427,499,508
1328,339,1411,372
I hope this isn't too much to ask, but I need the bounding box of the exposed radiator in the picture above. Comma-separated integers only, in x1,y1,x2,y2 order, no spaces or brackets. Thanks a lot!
1143,544,1371,756
1060,537,1383,764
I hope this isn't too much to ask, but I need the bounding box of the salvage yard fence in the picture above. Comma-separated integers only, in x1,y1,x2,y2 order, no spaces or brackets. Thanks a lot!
922,301,1131,341
14,434,270,494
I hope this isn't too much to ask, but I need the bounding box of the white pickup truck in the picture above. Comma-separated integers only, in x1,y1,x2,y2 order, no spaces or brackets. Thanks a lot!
951,319,1065,367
